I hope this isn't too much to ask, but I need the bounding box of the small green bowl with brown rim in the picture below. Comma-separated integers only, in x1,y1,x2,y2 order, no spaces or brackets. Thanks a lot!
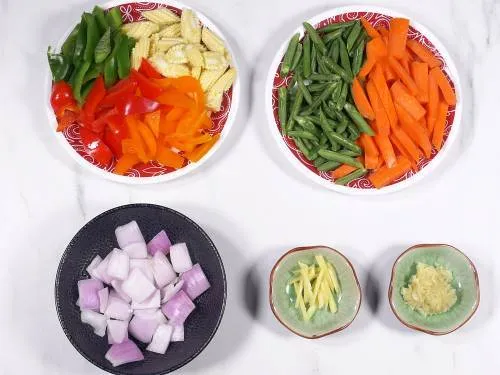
389,244,480,335
269,246,361,339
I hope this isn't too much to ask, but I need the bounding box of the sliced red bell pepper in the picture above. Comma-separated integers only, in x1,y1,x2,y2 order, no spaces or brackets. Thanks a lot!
99,78,138,108
103,114,128,158
104,126,123,158
139,58,163,79
79,127,114,166
56,109,79,132
130,69,164,99
90,107,118,133
82,75,106,121
51,81,78,116
119,95,161,116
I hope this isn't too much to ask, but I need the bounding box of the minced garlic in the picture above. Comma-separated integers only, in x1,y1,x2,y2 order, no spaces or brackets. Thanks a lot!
401,262,457,316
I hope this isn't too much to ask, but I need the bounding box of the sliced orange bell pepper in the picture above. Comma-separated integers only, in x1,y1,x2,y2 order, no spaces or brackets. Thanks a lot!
185,134,220,162
144,110,161,138
125,116,148,162
137,120,157,159
114,153,140,175
156,146,185,169
157,87,196,109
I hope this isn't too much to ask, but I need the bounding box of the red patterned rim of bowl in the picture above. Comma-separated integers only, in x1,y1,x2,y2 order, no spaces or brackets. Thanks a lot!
57,2,234,179
271,10,459,191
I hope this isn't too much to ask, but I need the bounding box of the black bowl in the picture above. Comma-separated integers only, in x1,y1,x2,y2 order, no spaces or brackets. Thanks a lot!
55,204,227,375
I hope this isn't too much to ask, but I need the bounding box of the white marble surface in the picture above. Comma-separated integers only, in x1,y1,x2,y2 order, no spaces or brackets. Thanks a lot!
1,0,500,373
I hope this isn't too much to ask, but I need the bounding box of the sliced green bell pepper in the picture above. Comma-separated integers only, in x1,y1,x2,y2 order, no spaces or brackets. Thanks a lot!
92,6,108,34
73,16,87,64
61,23,80,59
72,61,91,104
106,7,123,29
95,27,112,63
83,13,99,62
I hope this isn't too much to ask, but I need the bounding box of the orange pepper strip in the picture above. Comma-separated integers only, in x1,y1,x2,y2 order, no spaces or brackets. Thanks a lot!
125,116,148,163
144,110,161,138
114,154,140,175
157,87,196,109
185,134,220,162
156,147,185,169
137,120,157,159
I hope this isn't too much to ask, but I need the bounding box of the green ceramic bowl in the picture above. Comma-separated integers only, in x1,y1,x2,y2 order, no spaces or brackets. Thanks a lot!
269,246,361,339
389,244,480,335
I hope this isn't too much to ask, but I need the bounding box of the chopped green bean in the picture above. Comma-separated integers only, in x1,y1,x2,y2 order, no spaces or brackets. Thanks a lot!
303,35,312,78
310,45,317,75
321,56,352,82
339,149,361,157
335,168,367,185
302,83,337,115
318,20,357,33
307,82,330,92
290,43,303,71
281,33,300,77
286,88,304,132
352,37,366,76
318,149,364,168
288,130,319,142
278,87,288,133
346,21,362,52
330,39,340,63
303,22,327,55
308,73,341,81
323,29,344,43
338,38,353,80
336,82,348,111
294,138,313,160
344,102,375,135
313,157,328,167
318,160,342,171
297,75,313,105
294,116,317,132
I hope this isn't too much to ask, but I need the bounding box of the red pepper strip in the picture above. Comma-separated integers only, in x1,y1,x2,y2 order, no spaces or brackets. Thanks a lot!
104,115,128,158
119,95,161,116
130,69,164,99
99,78,138,108
90,107,119,133
139,58,163,79
51,81,78,116
79,127,114,166
56,110,79,132
82,75,106,121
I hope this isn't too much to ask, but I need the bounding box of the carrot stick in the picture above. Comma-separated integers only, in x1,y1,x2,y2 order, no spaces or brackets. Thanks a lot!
393,127,422,162
361,17,381,38
374,134,396,168
418,117,427,130
429,67,456,106
388,56,418,95
390,80,426,120
427,72,439,133
382,60,397,82
390,134,418,171
352,78,375,120
396,104,432,158
406,39,441,68
366,37,388,62
388,18,410,59
372,64,398,131
360,133,380,169
369,156,412,188
332,164,357,179
400,50,411,72
431,101,449,151
411,62,429,103
377,26,389,37
359,59,376,78
366,80,390,136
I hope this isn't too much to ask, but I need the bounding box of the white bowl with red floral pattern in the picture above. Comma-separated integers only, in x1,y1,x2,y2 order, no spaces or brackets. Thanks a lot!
265,6,462,195
46,0,240,184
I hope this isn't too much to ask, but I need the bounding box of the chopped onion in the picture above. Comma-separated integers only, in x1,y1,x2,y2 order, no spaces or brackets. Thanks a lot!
78,279,104,311
130,259,155,284
146,324,173,354
105,340,144,367
115,221,146,250
169,243,193,273
152,252,176,288
122,268,156,303
107,319,128,344
81,310,107,337
107,249,130,281
133,308,158,318
86,255,102,276
111,280,132,303
161,280,185,304
104,292,132,321
128,315,159,343
94,252,114,284
123,242,148,259
98,287,109,314
131,290,160,310
181,263,211,300
161,290,195,325
147,230,172,256
171,324,184,342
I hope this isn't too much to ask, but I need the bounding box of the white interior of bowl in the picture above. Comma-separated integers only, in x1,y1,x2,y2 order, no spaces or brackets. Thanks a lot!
265,5,462,195
45,0,241,184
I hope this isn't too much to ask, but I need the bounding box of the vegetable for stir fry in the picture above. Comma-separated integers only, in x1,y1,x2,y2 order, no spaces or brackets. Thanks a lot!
77,221,211,367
